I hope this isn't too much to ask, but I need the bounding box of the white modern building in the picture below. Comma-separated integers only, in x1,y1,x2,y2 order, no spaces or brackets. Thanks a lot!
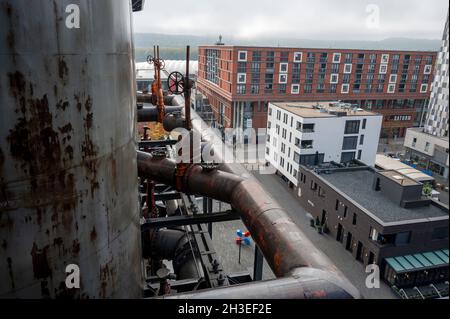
404,128,449,179
265,101,383,186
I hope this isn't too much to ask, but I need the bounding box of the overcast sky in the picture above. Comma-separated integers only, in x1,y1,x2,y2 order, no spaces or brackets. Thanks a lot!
133,0,448,40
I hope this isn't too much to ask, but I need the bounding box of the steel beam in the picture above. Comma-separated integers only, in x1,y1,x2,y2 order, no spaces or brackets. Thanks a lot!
138,140,178,148
154,192,181,201
253,245,264,281
141,211,240,230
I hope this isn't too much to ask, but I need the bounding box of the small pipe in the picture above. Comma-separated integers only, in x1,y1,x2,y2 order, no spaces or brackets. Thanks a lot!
185,46,192,131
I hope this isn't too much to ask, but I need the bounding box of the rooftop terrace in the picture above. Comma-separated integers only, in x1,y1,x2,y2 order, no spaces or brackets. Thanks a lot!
272,101,380,118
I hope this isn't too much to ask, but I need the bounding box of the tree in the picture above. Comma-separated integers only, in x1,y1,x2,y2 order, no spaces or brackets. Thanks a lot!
422,183,433,196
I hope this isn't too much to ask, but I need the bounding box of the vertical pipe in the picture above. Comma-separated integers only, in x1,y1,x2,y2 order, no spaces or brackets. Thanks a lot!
207,198,213,237
156,46,164,123
185,46,192,131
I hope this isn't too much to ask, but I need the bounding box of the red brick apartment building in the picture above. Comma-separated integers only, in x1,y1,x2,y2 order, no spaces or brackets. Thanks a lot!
196,46,437,139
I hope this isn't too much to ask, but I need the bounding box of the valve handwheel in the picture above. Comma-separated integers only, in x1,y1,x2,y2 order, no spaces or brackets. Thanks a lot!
167,71,185,95
146,55,165,70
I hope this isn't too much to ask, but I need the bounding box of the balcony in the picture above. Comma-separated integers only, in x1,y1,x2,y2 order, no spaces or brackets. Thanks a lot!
297,123,315,133
300,140,314,149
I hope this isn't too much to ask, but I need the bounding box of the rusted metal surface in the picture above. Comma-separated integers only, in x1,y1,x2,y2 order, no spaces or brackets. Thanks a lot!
161,268,356,299
0,0,141,298
156,47,165,123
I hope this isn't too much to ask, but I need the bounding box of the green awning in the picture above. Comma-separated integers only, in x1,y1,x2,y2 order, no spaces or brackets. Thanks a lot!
385,249,449,273
385,257,405,272
434,250,449,263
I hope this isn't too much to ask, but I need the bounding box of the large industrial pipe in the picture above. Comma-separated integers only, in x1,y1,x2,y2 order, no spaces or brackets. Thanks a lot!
138,106,183,122
137,100,360,298
137,151,360,298
160,268,355,299
0,0,141,298
144,228,200,281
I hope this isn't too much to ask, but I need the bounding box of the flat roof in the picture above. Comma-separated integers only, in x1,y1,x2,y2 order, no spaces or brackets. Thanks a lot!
319,169,448,223
198,45,437,54
379,170,421,187
375,154,435,183
271,101,380,118
407,127,450,142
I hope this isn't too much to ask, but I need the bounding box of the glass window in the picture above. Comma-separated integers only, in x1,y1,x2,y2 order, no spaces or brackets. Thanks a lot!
342,136,358,150
252,51,262,62
344,53,353,63
237,62,247,73
237,84,246,94
344,64,352,73
341,84,350,93
341,152,356,163
293,52,302,62
237,73,246,84
279,63,288,73
307,52,315,62
280,51,289,62
238,51,247,61
333,53,341,63
395,232,411,245
293,152,300,164
345,120,360,134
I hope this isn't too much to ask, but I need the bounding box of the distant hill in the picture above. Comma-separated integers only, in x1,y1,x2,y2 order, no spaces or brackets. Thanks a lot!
134,33,441,62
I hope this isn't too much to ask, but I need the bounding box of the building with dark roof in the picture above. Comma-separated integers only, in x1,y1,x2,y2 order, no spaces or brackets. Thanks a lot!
296,161,448,288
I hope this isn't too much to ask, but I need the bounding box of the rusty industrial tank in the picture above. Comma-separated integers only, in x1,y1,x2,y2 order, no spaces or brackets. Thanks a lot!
0,0,141,298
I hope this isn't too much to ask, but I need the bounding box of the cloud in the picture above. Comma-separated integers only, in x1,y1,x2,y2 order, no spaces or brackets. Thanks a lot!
132,0,448,40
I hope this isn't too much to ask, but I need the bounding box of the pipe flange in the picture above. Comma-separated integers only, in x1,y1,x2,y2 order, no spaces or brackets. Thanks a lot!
201,162,219,172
